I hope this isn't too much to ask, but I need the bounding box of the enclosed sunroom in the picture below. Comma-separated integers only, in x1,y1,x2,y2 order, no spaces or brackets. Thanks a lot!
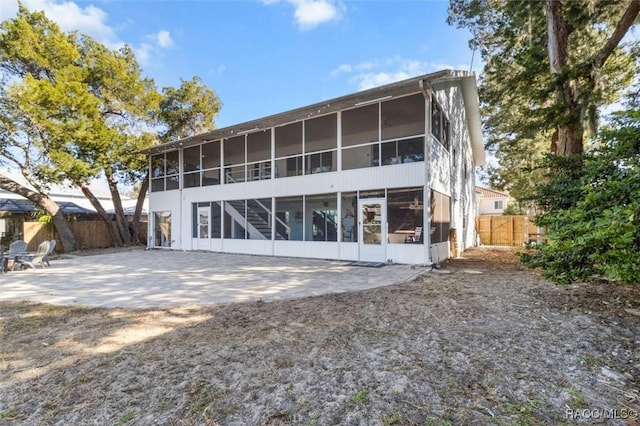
143,69,485,265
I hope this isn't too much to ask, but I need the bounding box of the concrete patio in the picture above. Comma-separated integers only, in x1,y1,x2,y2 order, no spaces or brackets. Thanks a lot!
0,249,429,308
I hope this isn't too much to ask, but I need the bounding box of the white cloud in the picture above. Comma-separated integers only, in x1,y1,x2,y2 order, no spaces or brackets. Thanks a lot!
135,31,174,66
3,0,119,48
2,0,176,68
329,63,352,77
134,43,153,67
331,56,467,90
264,0,343,30
156,30,174,48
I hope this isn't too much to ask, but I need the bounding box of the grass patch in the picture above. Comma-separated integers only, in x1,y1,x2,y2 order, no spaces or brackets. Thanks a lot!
116,410,135,425
353,389,369,405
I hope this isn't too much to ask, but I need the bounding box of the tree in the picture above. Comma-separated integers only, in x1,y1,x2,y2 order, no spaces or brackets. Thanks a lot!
520,110,640,284
0,7,80,251
545,0,640,155
448,0,640,197
1,6,221,250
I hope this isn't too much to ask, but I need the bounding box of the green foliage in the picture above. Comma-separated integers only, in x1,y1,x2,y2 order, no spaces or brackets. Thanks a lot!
520,111,640,284
157,76,221,143
448,1,639,199
503,201,525,216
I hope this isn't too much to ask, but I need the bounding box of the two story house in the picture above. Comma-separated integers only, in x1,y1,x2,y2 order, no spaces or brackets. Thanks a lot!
143,69,485,265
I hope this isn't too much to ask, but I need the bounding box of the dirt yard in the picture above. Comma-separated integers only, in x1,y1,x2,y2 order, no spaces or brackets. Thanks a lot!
1,247,639,425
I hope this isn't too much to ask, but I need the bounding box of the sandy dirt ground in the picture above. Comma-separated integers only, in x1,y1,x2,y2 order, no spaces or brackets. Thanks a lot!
1,247,639,425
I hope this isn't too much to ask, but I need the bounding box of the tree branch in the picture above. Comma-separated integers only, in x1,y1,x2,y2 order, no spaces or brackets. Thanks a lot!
593,0,640,71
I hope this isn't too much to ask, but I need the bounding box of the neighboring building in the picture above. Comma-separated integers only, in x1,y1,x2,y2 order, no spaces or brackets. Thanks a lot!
475,186,511,215
143,70,485,265
0,169,146,243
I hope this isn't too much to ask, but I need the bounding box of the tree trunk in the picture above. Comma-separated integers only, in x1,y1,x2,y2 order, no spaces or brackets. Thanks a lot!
0,175,77,252
545,0,640,157
131,174,149,245
105,171,133,245
545,0,585,156
78,181,124,247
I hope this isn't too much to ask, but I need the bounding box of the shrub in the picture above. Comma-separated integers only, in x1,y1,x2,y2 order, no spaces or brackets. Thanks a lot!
520,111,640,284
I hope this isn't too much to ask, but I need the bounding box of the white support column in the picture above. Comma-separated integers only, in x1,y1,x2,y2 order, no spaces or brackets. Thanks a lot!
422,82,433,266
337,110,342,171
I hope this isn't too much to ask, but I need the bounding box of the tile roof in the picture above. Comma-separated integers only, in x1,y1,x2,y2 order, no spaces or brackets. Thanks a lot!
475,186,509,199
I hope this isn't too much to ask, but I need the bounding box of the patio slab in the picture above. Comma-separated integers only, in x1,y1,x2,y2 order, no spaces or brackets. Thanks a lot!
0,249,429,308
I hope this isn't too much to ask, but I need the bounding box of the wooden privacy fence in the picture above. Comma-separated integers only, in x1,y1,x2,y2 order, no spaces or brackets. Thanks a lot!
476,215,533,246
23,221,147,252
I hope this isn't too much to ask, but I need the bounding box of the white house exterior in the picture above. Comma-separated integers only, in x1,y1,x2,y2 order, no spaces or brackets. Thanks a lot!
143,70,485,265
475,186,511,216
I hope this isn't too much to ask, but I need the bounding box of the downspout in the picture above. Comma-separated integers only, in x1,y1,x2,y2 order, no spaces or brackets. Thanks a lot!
419,79,432,266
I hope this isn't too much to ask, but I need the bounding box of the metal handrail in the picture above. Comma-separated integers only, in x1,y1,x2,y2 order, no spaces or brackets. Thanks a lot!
224,170,291,238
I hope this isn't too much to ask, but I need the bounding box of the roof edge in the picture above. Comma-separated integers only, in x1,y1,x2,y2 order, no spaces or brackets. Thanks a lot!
459,75,486,166
142,69,470,155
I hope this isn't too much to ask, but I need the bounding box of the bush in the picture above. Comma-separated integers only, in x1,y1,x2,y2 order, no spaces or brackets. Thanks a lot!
520,111,640,284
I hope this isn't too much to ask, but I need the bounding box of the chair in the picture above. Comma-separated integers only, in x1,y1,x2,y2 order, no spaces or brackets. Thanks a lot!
43,239,57,267
3,240,28,271
17,240,50,270
405,227,423,243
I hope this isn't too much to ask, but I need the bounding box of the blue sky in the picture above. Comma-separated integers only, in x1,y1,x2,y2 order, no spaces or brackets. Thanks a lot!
1,0,479,128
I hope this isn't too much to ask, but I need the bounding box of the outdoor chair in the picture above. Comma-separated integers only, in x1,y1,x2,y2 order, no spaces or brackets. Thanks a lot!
43,239,57,267
2,240,28,271
404,226,423,244
17,240,50,270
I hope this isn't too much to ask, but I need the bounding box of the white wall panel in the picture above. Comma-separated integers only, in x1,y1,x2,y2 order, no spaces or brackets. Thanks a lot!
430,242,450,265
224,240,272,256
274,241,339,260
339,242,359,261
430,139,451,196
386,244,429,265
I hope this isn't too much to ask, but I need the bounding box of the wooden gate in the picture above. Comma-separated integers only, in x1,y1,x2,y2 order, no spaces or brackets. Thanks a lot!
476,215,529,246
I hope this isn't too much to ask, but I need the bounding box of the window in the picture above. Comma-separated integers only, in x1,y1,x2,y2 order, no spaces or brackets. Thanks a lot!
341,104,380,171
183,145,201,188
247,130,272,181
306,151,336,174
247,198,273,240
224,136,245,183
342,104,379,147
387,188,424,244
381,94,425,140
381,137,424,166
495,200,504,210
212,202,222,238
341,192,357,242
431,190,451,244
224,199,247,239
305,114,337,175
150,152,179,192
275,122,303,178
342,144,379,170
202,140,221,186
275,196,303,240
151,155,165,192
431,98,450,150
305,114,337,152
153,211,171,247
305,194,337,242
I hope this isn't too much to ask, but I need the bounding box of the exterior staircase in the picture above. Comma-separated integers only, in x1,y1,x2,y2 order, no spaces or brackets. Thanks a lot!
224,200,288,240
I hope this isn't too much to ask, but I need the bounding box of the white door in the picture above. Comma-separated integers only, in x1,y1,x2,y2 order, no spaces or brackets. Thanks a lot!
197,206,210,250
358,198,386,262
